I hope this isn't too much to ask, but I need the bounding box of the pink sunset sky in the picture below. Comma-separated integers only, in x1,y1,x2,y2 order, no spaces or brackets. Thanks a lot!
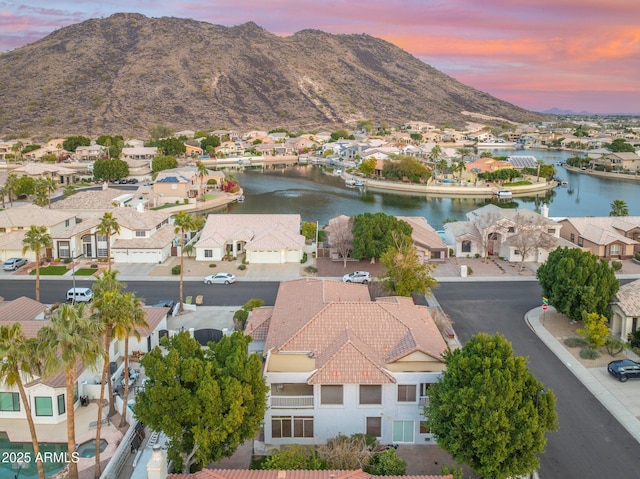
1,0,639,115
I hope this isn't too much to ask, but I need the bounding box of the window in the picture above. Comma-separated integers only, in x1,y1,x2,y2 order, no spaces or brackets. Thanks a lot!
0,228,5,233
397,385,417,402
35,397,53,416
570,233,575,242
321,385,343,405
577,237,584,247
366,417,382,437
610,244,621,256
271,416,314,438
507,227,515,233
204,249,213,258
0,392,20,411
57,394,66,415
514,250,521,256
135,230,146,237
419,383,432,406
359,385,382,405
58,241,70,259
392,420,414,443
461,240,472,253
65,219,70,227
419,421,431,434
547,229,555,234
632,318,638,333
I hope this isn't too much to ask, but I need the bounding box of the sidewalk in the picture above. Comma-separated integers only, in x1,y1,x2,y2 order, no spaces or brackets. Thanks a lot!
525,306,640,444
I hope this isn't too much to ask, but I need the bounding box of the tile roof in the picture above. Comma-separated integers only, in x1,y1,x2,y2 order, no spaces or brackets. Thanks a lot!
113,224,176,249
0,229,27,250
12,163,75,175
615,279,640,317
244,306,273,342
0,296,48,324
135,307,169,336
50,188,125,210
397,216,447,250
561,217,640,246
0,204,77,227
167,469,452,479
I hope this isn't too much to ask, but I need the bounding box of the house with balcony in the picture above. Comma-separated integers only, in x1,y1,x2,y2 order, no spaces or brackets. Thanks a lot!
244,278,448,446
557,216,640,259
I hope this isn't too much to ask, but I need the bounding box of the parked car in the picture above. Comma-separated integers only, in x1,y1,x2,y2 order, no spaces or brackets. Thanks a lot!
204,273,236,285
66,287,93,303
607,359,640,382
2,257,28,271
342,271,371,284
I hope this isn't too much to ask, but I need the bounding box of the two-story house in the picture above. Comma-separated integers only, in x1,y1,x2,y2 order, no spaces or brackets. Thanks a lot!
558,216,640,259
245,278,448,446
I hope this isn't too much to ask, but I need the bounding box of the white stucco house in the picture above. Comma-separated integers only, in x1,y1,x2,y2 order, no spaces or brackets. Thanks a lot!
610,279,640,342
195,214,305,264
244,278,448,446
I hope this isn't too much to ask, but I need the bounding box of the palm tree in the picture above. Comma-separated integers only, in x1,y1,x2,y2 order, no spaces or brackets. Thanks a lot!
428,145,442,166
456,147,472,165
116,293,147,428
0,324,46,479
11,141,23,162
436,158,449,180
0,185,6,208
22,225,52,302
97,212,120,270
5,173,19,206
33,177,49,207
43,176,58,208
173,211,205,309
197,161,209,199
38,303,105,479
610,199,629,217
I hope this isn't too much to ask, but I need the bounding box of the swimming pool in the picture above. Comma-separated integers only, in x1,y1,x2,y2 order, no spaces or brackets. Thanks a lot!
0,432,67,479
76,438,108,458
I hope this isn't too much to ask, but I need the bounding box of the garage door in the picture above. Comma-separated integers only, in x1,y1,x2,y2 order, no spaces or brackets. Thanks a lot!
113,250,159,263
285,249,301,263
250,250,282,264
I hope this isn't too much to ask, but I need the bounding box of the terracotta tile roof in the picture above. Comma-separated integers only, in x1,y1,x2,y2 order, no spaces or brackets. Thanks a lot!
168,470,452,479
135,307,169,336
0,296,48,326
245,306,273,342
615,279,640,317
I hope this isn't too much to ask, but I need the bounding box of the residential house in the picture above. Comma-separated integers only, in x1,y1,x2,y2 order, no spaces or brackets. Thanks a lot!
195,214,305,264
121,147,158,161
0,205,77,261
444,204,567,264
10,162,77,185
610,279,640,342
506,155,539,169
74,145,107,161
20,139,67,162
244,278,447,446
557,216,640,259
153,166,225,204
397,217,448,261
594,152,640,172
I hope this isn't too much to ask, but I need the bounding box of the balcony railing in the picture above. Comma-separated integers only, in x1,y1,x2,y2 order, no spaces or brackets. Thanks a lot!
419,396,430,407
270,395,314,408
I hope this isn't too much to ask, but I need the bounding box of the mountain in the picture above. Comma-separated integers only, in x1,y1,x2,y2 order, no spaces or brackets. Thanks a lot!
542,108,592,116
0,13,547,138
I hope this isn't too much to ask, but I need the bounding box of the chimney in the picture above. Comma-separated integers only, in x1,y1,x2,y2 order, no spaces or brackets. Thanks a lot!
147,445,167,479
137,203,145,213
541,204,549,218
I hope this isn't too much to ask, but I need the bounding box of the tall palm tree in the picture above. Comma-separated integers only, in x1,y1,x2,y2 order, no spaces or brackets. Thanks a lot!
610,199,629,217
33,177,50,207
97,212,120,270
38,303,105,479
116,293,147,428
0,324,46,479
43,175,58,208
11,141,23,162
197,161,209,199
5,173,19,206
173,211,204,309
0,185,6,208
22,225,52,302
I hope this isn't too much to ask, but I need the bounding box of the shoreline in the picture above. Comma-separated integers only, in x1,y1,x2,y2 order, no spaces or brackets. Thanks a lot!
563,164,640,183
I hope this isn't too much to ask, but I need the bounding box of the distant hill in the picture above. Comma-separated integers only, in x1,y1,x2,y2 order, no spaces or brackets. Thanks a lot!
0,13,548,138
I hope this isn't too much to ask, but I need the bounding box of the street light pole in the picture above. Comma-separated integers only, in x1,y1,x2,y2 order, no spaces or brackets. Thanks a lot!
72,248,77,293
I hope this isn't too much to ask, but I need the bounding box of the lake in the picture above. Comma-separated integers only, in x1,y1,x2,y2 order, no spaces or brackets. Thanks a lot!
211,149,639,228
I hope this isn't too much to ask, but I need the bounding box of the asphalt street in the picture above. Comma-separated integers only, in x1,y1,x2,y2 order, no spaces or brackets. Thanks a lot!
434,281,640,479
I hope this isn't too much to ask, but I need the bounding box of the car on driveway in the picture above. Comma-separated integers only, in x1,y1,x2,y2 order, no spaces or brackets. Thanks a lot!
342,271,371,284
607,359,640,382
204,273,236,285
3,257,28,271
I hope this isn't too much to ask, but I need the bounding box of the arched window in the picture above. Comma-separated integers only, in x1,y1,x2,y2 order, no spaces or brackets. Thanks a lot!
461,240,472,253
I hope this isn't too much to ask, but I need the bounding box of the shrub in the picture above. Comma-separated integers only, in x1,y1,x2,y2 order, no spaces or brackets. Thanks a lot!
209,263,217,268
364,449,407,476
63,258,72,264
466,267,473,276
635,252,640,261
90,264,99,269
238,264,246,270
301,252,308,264
449,248,454,256
305,265,318,274
439,465,463,479
171,265,181,275
183,198,189,204
564,337,588,348
605,336,625,356
262,445,324,471
628,330,640,349
233,309,249,331
579,347,600,359
611,260,622,271
474,253,480,258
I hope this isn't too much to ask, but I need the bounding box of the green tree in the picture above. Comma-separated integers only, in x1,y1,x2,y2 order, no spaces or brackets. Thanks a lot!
380,232,437,297
410,132,423,142
147,138,186,156
536,247,619,322
33,177,49,207
96,135,125,159
97,212,120,270
262,445,324,470
359,157,376,175
148,125,174,141
22,225,52,302
382,155,431,183
0,185,5,208
15,175,36,197
301,221,317,241
351,213,412,261
200,135,221,152
427,333,557,479
330,129,351,141
577,311,610,349
197,161,209,198
364,449,407,476
0,324,46,479
606,138,635,153
609,199,629,217
38,303,105,479
152,155,178,174
134,331,267,473
174,211,205,308
62,135,91,152
93,158,129,181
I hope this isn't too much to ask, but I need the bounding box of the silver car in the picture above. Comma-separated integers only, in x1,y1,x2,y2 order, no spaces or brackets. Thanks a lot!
203,273,236,285
342,271,371,284
3,257,28,271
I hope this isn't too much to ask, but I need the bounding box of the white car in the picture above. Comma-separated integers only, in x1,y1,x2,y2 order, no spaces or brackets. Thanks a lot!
204,273,236,285
342,271,371,284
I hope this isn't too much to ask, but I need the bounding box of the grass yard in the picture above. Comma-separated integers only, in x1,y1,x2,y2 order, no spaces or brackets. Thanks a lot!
30,265,68,275
74,268,98,276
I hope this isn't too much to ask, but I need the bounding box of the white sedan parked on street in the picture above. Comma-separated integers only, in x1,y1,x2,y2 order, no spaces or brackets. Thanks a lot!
342,271,371,284
203,273,236,285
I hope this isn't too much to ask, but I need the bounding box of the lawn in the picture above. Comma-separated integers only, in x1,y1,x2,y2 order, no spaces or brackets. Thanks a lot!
74,268,98,276
30,265,68,275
